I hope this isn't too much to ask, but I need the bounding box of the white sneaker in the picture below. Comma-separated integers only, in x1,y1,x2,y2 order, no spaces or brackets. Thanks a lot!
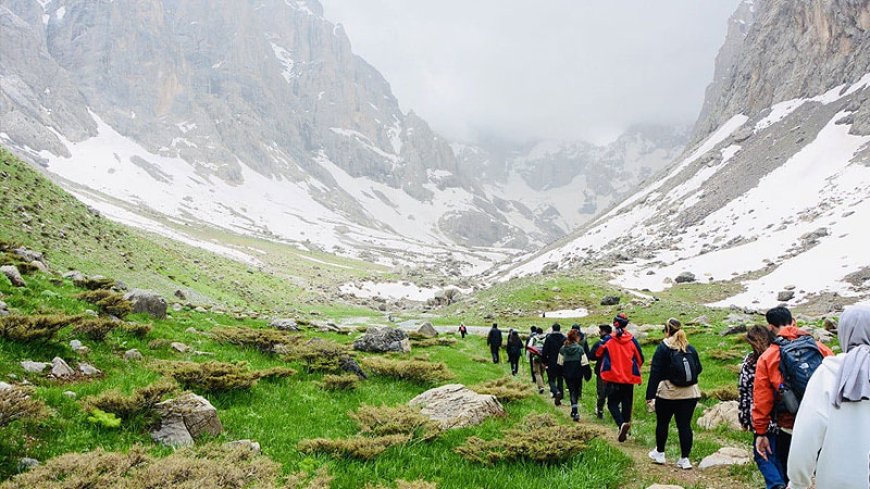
676,457,692,470
647,449,666,465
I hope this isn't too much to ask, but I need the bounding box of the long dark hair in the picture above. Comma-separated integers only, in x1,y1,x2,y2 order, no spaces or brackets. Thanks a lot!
564,329,580,346
746,325,775,357
508,330,522,345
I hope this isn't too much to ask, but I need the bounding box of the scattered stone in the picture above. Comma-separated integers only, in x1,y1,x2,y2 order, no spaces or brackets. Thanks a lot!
124,349,144,361
194,306,207,313
823,317,838,332
0,265,26,287
801,227,829,242
171,342,190,353
698,447,751,469
174,289,187,300
185,327,198,334
697,401,741,431
17,458,40,471
63,390,77,399
600,295,621,306
720,324,748,336
123,289,167,319
353,327,411,353
417,322,438,338
151,393,223,447
20,361,49,373
223,439,261,453
70,339,88,354
689,315,710,326
784,285,796,291
50,357,75,378
802,327,835,344
63,270,86,283
674,272,696,284
83,309,99,317
269,318,299,331
29,260,48,273
777,290,795,302
172,303,183,312
409,384,505,429
78,363,101,377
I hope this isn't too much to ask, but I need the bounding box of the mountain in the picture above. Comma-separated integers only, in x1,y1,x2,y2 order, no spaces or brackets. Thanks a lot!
498,0,870,311
0,0,684,274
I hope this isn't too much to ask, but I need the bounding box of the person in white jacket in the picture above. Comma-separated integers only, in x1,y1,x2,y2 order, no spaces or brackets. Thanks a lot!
788,305,870,489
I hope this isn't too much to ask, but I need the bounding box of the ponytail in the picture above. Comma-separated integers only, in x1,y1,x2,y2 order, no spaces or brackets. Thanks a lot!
665,318,689,352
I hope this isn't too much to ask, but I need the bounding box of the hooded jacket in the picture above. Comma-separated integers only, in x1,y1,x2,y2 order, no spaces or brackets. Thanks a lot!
752,326,834,434
595,330,644,385
559,342,586,380
542,331,567,369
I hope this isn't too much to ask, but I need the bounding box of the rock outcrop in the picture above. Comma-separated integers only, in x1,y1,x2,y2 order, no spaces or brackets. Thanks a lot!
123,289,167,319
408,384,505,429
697,401,741,431
353,327,411,353
151,393,223,447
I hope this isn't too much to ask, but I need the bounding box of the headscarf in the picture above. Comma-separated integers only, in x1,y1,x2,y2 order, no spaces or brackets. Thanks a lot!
833,305,870,408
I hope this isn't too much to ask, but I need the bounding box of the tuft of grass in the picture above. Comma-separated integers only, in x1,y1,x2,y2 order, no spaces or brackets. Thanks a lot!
349,404,440,439
82,379,178,420
411,337,457,348
119,322,152,338
0,385,46,427
213,327,300,353
75,276,118,291
361,357,453,385
471,377,533,403
71,318,120,341
297,434,412,460
0,314,77,342
708,349,743,362
366,480,438,489
282,338,356,375
702,385,740,402
154,361,295,393
320,374,360,391
75,290,132,317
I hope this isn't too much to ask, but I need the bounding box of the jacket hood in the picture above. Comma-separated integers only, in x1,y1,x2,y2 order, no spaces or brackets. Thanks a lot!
562,343,582,354
612,331,635,343
778,325,809,340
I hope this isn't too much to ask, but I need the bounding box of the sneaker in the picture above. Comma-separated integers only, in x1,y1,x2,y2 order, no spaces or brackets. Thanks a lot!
538,387,545,394
617,422,631,442
675,457,692,470
647,449,666,465
571,413,580,422
595,410,604,419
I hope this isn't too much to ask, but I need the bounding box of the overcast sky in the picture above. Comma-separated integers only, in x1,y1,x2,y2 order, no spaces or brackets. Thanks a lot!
322,1,740,145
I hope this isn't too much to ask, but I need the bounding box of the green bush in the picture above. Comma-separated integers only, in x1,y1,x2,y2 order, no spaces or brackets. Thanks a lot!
320,374,359,391
86,408,121,429
83,379,177,420
471,377,533,403
71,318,120,341
75,290,133,317
701,385,739,401
76,276,117,290
297,434,411,460
120,322,152,338
0,314,77,342
360,357,453,384
283,338,356,374
411,337,457,348
213,327,300,353
0,385,46,427
350,404,440,439
154,361,295,393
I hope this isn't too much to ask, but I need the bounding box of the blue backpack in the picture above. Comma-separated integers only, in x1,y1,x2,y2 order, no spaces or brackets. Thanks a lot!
775,335,824,413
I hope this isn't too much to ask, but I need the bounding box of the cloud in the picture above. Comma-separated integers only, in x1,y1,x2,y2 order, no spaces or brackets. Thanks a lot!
322,0,740,145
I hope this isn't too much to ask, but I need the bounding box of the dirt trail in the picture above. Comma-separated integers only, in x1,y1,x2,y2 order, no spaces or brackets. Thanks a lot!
538,390,756,489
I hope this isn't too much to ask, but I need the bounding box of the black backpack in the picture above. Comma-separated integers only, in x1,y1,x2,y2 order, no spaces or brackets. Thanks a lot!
775,335,824,413
668,347,701,387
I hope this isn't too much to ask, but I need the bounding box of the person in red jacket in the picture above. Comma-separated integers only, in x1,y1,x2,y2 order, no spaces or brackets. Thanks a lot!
595,313,645,442
752,307,833,488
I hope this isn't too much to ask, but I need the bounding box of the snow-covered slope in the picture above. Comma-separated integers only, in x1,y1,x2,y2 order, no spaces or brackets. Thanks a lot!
497,0,870,310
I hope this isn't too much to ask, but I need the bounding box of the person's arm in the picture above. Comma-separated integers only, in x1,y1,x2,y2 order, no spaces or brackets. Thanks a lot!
594,337,609,359
818,342,834,357
787,367,830,489
752,352,774,436
691,346,702,375
632,338,645,367
645,344,667,400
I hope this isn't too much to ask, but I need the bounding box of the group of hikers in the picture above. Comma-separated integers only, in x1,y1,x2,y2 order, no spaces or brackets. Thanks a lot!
478,305,870,488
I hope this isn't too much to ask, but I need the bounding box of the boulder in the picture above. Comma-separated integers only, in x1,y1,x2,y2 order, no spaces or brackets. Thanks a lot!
123,349,144,361
777,290,795,302
50,357,75,378
353,327,411,353
697,401,741,431
674,272,696,284
0,265,26,287
720,324,748,336
78,363,101,377
70,339,89,354
29,260,48,273
63,270,86,284
698,447,751,469
151,393,223,447
270,318,299,331
417,322,438,338
823,317,838,332
409,384,505,429
171,342,190,353
123,289,167,319
20,361,49,374
600,295,621,306
688,315,710,326
13,247,43,263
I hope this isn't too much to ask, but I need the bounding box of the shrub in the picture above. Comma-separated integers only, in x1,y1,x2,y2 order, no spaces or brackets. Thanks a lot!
86,408,121,429
213,327,300,353
0,444,326,489
471,356,490,363
76,276,117,290
366,481,437,489
708,349,743,361
349,404,440,439
455,413,598,465
120,322,152,338
297,434,411,460
75,290,132,317
702,386,739,402
411,337,457,348
361,357,453,384
471,377,533,403
0,314,76,342
283,338,359,375
320,374,359,391
72,318,120,341
147,338,171,350
0,385,46,427
83,379,177,420
154,361,295,393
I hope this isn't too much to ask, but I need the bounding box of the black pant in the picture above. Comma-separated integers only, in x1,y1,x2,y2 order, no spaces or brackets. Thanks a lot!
596,376,607,414
490,346,500,363
606,383,634,427
776,431,792,485
565,376,582,412
509,356,520,375
530,358,537,382
547,365,563,397
655,397,699,458
460,331,466,338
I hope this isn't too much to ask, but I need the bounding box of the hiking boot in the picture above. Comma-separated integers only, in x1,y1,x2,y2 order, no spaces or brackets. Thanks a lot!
554,392,563,406
617,422,631,442
676,457,692,470
571,412,580,422
538,387,545,394
595,410,604,419
647,449,665,465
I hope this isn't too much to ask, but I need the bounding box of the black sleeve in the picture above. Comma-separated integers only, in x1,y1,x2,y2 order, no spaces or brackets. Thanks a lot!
589,340,601,359
691,346,702,375
645,344,668,401
487,330,494,345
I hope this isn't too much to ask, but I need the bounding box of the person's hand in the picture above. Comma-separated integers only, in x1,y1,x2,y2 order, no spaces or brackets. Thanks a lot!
755,436,772,461
646,399,655,413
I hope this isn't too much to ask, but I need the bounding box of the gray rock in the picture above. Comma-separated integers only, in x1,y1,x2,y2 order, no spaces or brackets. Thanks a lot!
270,318,299,331
0,381,11,390
674,272,696,284
78,363,101,377
17,458,40,471
123,289,167,319
777,290,795,302
171,342,190,353
409,384,505,429
0,266,26,287
600,295,621,306
69,339,87,352
353,327,411,353
151,393,223,447
720,324,748,336
20,361,48,373
185,327,198,334
689,315,710,326
698,447,751,469
28,260,48,273
63,390,77,399
124,349,144,361
50,357,75,378
172,303,183,312
63,270,86,283
697,401,741,431
417,322,438,338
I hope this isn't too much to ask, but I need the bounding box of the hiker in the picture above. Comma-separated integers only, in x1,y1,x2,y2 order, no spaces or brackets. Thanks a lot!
527,326,547,394
590,324,613,419
542,323,567,405
752,307,834,485
506,329,523,376
487,322,503,363
560,328,591,421
595,312,644,442
739,325,787,489
458,323,467,339
526,326,538,383
646,318,702,470
788,305,870,489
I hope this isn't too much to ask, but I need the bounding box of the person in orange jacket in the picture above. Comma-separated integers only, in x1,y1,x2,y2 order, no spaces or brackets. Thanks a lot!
595,312,645,442
752,307,833,488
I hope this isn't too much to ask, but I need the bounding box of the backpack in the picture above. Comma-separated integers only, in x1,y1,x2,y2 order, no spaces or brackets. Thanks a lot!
667,347,700,387
526,335,546,357
775,335,824,413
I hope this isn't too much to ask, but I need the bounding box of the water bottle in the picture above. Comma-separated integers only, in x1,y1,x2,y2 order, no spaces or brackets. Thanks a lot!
779,384,800,414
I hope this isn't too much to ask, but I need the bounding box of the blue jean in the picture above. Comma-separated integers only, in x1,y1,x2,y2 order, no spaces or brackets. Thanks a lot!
754,432,789,489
